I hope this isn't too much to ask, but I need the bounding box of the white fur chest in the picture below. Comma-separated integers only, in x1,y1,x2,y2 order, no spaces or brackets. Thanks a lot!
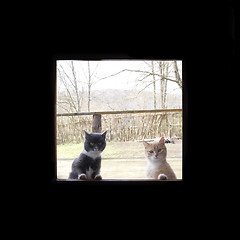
86,167,94,179
146,160,164,178
82,149,101,159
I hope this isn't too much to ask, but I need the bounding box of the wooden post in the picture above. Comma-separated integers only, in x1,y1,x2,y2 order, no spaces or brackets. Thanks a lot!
92,114,102,133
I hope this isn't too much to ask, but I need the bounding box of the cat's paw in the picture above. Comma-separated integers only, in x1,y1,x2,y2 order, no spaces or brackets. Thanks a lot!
158,174,168,180
94,174,102,180
78,174,87,180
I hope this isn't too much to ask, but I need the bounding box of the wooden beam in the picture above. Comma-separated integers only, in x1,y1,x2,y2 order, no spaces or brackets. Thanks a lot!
92,114,102,133
57,108,182,117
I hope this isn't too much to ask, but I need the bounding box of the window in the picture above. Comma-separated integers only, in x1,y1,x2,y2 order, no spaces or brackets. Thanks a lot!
55,58,183,183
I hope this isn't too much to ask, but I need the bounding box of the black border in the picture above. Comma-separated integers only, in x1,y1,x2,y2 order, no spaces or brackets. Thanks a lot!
33,6,235,199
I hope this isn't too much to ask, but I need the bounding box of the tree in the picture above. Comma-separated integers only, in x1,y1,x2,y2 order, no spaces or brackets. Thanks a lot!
94,60,182,109
57,60,103,113
173,60,182,89
151,61,157,109
85,61,101,112
158,61,169,109
57,61,84,113
132,61,174,109
87,61,91,112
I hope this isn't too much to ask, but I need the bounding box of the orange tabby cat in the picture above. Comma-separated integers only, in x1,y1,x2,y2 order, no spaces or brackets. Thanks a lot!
143,137,177,180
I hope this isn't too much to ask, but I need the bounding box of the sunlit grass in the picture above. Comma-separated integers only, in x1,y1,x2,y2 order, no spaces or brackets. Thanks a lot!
57,141,182,179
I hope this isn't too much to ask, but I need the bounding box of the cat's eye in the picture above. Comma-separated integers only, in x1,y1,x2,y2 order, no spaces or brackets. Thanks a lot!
90,142,94,146
98,142,102,146
148,151,154,153
158,149,162,152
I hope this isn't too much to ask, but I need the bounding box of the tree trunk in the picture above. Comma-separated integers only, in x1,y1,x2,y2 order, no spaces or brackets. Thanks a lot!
173,61,182,88
159,61,164,108
163,62,168,108
159,61,168,109
87,61,91,112
151,61,157,109
70,61,81,112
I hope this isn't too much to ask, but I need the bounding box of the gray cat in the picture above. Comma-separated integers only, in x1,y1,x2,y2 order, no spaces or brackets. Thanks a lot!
68,130,107,180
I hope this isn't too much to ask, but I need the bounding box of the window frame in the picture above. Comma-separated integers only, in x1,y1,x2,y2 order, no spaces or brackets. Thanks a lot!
51,54,184,186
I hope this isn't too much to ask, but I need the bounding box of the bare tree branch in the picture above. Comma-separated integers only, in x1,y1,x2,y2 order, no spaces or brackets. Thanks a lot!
57,62,84,113
96,69,127,81
98,68,179,84
57,67,77,112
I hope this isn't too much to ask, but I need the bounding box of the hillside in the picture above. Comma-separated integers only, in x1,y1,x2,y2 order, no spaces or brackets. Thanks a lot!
57,89,182,113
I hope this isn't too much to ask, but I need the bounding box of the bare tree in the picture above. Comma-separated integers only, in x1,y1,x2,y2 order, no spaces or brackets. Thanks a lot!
159,61,169,109
173,60,182,88
57,60,182,113
85,61,101,112
130,61,172,109
57,61,84,113
57,60,103,113
87,61,91,112
98,60,182,110
151,61,157,109
102,61,182,89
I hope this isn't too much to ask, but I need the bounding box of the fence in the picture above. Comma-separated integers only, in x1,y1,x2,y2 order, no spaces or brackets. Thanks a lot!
57,109,182,144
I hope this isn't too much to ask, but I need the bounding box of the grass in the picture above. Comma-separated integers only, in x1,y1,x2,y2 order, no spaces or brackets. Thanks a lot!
57,141,147,159
57,140,182,179
57,143,84,159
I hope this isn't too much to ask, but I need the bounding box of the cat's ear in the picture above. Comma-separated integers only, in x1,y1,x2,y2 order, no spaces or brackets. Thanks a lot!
84,130,90,137
143,141,150,148
159,137,165,144
101,130,107,138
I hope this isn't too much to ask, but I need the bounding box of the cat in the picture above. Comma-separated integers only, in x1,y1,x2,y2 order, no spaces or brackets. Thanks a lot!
143,137,177,180
68,130,107,180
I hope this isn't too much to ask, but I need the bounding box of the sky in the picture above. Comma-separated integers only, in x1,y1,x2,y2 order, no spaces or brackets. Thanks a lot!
57,60,182,95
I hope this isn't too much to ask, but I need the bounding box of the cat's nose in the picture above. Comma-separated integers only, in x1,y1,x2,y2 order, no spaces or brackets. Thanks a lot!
155,154,158,157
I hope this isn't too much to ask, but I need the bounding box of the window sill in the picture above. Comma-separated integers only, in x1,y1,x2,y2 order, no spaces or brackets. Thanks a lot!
56,178,182,182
